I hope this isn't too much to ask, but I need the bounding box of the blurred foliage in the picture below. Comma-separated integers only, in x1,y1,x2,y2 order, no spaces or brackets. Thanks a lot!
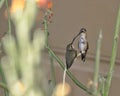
0,0,4,8
1,0,47,96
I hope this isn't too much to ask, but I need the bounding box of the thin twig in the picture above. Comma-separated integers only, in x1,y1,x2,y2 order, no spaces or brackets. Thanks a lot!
103,6,120,96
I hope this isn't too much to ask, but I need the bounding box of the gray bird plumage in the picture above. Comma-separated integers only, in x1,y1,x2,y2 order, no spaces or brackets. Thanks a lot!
65,43,77,69
78,28,89,62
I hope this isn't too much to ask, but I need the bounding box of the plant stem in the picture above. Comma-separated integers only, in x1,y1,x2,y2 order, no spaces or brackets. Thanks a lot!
43,13,56,87
0,1,11,96
0,0,5,8
46,46,92,95
0,82,8,91
0,62,9,96
93,31,102,96
5,0,11,37
49,54,56,85
44,17,49,47
103,6,120,96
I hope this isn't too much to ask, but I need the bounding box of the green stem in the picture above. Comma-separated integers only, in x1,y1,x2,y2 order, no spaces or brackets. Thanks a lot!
44,17,49,47
1,1,11,96
44,12,56,87
93,31,102,96
49,53,56,86
0,62,9,96
103,6,120,96
0,63,6,86
0,0,5,8
0,82,8,91
43,12,56,88
5,0,11,37
46,46,92,95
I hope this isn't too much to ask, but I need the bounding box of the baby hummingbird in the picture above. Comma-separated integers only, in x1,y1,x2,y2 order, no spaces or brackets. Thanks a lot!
65,43,77,69
78,28,89,62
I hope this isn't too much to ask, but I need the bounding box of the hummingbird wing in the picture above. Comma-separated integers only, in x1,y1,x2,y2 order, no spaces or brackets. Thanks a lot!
65,49,77,69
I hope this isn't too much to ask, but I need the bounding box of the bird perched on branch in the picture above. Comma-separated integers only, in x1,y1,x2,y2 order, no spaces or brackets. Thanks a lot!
65,28,89,69
78,28,89,62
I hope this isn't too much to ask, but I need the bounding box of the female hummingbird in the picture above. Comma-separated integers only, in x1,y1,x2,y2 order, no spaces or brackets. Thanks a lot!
78,28,89,62
65,43,77,69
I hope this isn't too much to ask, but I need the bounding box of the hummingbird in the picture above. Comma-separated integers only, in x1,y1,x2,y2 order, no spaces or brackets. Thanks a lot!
65,43,77,69
78,28,89,62
65,28,89,69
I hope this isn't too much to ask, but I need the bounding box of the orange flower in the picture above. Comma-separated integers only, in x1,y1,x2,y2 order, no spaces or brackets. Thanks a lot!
10,0,25,13
47,1,52,9
36,0,53,9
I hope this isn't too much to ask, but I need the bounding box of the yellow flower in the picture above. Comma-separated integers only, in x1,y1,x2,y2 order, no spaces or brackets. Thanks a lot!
53,83,71,96
11,81,25,96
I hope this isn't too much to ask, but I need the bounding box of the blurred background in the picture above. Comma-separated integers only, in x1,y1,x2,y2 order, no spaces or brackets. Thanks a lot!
0,0,120,96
